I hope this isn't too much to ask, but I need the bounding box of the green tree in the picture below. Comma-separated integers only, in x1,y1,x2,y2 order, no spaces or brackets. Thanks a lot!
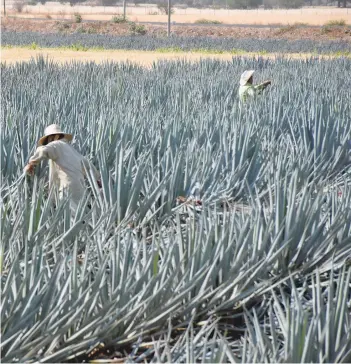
59,0,87,5
338,0,351,7
157,1,174,14
227,0,262,9
100,0,118,5
278,0,304,8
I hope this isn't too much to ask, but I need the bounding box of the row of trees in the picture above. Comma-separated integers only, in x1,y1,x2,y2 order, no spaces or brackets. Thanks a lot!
136,0,351,8
96,0,350,8
337,0,350,6
168,0,350,8
12,0,351,9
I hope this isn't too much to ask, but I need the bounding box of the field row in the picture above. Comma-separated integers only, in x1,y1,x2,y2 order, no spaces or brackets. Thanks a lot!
2,30,351,55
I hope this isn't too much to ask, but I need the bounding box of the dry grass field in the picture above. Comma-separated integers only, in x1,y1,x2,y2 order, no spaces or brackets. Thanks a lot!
3,5,351,25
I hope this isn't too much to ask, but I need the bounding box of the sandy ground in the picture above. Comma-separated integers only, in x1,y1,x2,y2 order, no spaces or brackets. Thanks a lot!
0,48,342,67
3,6,351,25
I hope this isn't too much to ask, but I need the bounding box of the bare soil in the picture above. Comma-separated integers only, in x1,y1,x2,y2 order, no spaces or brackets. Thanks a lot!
1,48,341,67
2,17,351,42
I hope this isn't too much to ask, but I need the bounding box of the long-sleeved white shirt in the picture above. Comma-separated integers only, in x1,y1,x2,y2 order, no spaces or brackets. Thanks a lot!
239,82,267,103
28,140,99,208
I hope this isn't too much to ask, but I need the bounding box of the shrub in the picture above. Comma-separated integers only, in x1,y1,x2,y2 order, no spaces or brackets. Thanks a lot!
321,26,332,34
293,22,308,26
128,22,147,35
194,18,222,24
157,3,174,15
112,15,127,23
87,27,97,34
68,43,88,51
29,42,38,49
73,13,82,23
324,19,346,26
76,26,86,33
275,24,298,35
155,46,182,52
57,22,70,31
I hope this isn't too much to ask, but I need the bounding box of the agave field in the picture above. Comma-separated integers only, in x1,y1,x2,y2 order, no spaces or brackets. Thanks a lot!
1,56,351,363
2,30,351,55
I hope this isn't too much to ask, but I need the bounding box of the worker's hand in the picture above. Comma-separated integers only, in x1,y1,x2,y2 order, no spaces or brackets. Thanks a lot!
24,163,35,176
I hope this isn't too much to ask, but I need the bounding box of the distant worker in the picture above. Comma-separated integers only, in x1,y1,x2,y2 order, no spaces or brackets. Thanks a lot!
24,124,101,210
239,70,271,103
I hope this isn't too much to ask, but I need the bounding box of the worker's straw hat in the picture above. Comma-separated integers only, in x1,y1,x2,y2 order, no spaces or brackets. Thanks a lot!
240,70,255,86
38,124,73,146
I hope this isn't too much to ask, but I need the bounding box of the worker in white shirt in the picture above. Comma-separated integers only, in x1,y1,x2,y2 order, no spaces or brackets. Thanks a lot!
239,70,271,103
24,124,101,210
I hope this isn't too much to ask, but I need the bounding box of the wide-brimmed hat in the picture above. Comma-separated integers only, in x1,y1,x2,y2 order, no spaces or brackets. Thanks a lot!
240,70,255,86
38,124,73,146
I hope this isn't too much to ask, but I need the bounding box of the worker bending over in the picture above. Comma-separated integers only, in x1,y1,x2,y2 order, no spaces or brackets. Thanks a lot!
24,124,101,210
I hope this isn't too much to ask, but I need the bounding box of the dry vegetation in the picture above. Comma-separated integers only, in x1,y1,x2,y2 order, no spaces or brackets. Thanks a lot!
2,17,351,41
3,6,351,25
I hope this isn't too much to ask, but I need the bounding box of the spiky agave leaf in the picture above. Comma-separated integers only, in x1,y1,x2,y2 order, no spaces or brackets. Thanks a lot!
1,57,351,362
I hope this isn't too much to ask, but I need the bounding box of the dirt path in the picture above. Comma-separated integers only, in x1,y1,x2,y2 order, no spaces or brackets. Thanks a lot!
1,48,236,65
2,48,344,66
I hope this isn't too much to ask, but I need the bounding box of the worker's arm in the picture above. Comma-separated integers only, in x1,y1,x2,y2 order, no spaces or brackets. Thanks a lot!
82,157,102,188
24,145,57,175
255,80,271,93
